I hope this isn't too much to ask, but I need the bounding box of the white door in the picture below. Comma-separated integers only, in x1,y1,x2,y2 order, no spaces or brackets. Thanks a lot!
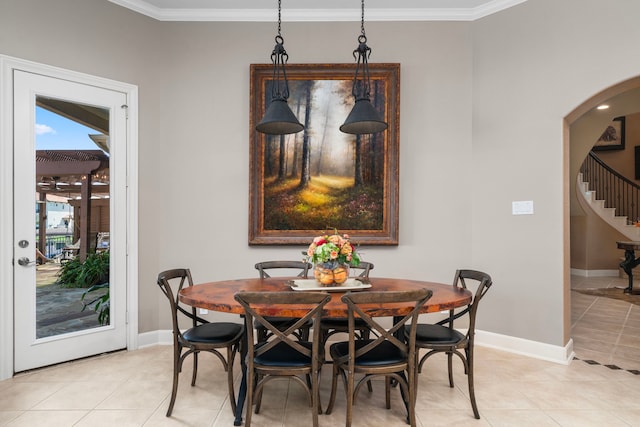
13,70,128,372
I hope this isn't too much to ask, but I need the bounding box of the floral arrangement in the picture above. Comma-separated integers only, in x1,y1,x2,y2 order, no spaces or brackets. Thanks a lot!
305,230,360,268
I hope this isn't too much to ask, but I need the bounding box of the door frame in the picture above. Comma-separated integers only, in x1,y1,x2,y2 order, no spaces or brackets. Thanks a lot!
0,55,139,380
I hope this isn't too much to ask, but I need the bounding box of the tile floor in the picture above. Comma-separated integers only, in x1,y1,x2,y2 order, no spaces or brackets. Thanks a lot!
571,274,640,371
1,274,639,426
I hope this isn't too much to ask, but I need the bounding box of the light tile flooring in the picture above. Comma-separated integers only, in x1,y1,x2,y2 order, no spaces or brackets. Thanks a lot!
1,275,640,426
571,274,640,371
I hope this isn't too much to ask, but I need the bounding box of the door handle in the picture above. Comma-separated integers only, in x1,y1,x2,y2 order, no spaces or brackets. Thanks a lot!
17,257,36,266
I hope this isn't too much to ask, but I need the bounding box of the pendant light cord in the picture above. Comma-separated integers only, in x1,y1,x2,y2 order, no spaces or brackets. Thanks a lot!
278,0,282,37
360,0,366,37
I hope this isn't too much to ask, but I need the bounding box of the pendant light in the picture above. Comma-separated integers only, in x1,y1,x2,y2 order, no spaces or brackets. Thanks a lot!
340,0,388,135
256,0,304,135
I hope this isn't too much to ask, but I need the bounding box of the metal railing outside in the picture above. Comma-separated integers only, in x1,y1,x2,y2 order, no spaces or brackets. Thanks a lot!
580,151,640,224
41,234,73,258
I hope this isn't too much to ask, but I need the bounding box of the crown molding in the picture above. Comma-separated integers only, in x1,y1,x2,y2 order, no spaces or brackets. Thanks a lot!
108,0,527,22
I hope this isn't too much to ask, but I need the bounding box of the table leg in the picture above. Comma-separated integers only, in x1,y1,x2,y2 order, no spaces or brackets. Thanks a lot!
619,249,640,294
234,317,249,426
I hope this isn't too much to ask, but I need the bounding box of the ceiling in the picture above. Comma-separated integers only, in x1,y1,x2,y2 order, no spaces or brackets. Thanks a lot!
108,0,527,21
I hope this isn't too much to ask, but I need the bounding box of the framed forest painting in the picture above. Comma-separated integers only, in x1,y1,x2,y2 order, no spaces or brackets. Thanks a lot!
249,63,400,245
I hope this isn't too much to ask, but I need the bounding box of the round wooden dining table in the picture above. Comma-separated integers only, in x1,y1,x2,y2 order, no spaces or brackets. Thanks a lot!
179,277,471,317
178,276,472,426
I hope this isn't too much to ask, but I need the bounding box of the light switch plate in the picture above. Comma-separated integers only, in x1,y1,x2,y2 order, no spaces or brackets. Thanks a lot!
512,200,534,215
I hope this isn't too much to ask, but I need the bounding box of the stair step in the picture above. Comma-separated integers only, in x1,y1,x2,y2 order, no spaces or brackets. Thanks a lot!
577,173,639,241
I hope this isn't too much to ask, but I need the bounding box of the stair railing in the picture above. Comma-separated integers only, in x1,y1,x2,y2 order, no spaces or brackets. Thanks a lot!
580,151,640,224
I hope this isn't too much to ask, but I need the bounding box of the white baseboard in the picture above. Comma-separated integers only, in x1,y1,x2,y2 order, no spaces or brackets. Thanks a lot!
138,329,172,348
570,268,619,277
475,330,574,365
137,328,575,365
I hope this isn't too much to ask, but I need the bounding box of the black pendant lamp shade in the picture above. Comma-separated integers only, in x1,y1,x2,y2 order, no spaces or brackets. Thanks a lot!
257,97,303,135
256,1,303,135
340,1,388,135
340,97,387,135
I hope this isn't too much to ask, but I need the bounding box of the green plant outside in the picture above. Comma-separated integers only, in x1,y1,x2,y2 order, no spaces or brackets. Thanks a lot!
57,251,110,325
81,282,110,325
57,251,109,288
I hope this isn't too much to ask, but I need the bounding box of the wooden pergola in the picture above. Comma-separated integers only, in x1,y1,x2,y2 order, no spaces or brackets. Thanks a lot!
36,150,109,261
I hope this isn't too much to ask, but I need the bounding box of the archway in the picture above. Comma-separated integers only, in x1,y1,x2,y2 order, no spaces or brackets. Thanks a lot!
565,75,640,366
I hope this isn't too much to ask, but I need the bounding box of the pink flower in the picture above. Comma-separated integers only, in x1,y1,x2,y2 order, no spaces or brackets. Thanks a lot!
305,230,360,266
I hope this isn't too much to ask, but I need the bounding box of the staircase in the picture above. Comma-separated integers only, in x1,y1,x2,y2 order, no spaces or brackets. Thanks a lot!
578,151,640,240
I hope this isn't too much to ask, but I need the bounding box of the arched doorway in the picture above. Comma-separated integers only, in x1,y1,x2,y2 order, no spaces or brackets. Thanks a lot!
566,76,640,369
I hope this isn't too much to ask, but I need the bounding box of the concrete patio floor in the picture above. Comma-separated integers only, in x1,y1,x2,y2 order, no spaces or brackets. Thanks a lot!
35,263,102,338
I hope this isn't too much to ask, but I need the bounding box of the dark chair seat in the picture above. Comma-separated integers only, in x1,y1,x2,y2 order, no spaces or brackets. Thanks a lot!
330,340,406,366
255,341,313,367
415,324,465,344
183,322,244,343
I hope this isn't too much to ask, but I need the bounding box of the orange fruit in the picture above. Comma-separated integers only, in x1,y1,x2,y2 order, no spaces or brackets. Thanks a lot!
333,267,348,284
319,271,334,285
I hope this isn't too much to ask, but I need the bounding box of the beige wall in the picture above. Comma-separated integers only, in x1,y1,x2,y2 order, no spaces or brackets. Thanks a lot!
3,0,640,348
471,0,640,345
570,214,627,271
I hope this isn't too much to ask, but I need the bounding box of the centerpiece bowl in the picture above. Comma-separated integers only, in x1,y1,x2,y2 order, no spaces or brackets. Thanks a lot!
305,230,360,287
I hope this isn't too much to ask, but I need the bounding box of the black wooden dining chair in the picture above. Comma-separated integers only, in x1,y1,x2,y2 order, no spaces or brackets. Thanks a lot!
254,260,313,342
325,288,433,427
156,268,244,417
318,261,375,347
411,269,492,419
234,291,331,427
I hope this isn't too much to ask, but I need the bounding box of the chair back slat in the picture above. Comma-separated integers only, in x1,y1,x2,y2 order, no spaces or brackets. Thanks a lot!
447,269,493,336
350,261,374,278
254,260,312,278
157,268,209,335
235,291,330,356
342,288,433,359
253,261,315,342
157,268,206,338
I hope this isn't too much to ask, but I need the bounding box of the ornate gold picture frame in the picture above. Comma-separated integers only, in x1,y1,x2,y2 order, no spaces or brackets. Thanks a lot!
249,63,400,245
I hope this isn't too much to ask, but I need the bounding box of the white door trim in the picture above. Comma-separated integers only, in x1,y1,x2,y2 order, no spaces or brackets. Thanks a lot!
0,55,139,380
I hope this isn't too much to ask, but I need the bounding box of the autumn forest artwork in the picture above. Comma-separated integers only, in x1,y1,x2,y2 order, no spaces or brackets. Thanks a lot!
249,64,399,245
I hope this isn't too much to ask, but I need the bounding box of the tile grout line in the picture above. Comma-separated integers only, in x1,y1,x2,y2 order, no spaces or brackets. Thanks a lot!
614,304,634,348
